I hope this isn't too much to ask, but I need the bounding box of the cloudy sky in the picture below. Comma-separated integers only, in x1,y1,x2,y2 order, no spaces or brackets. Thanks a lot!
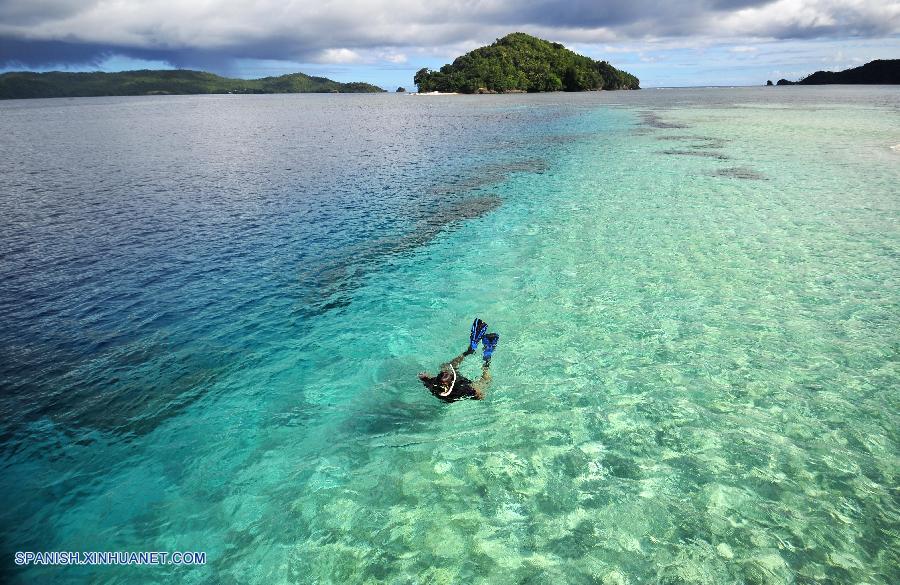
0,0,897,88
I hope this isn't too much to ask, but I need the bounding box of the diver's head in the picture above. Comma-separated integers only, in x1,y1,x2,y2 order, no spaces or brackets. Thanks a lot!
417,370,453,385
418,370,452,391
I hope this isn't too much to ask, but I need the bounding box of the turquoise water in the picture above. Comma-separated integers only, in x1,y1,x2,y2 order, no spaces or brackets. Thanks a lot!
1,88,898,584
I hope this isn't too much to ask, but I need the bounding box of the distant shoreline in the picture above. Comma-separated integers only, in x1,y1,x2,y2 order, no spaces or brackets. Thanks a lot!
3,81,896,102
0,69,385,100
770,59,899,86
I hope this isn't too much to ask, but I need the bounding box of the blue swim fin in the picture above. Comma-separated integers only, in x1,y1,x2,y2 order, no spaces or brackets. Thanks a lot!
482,333,499,363
470,318,488,352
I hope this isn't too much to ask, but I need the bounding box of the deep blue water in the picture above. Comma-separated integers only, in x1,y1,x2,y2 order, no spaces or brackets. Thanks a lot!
1,94,551,435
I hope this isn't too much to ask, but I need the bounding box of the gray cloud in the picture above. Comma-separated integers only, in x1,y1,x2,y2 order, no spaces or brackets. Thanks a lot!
0,0,897,71
0,37,208,69
491,0,778,29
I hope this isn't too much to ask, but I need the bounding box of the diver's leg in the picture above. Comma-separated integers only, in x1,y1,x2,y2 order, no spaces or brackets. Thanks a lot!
442,318,489,371
472,364,492,399
471,333,499,399
445,350,469,370
478,364,492,386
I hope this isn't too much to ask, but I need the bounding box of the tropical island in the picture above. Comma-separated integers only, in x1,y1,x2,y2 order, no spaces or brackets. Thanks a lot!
414,33,639,93
774,59,899,85
0,70,385,100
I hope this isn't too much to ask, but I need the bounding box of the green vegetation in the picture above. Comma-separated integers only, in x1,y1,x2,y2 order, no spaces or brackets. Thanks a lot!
0,70,385,100
414,33,639,93
775,60,899,85
800,59,898,84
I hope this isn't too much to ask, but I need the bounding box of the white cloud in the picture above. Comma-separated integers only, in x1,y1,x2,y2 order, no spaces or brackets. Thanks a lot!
715,0,900,38
381,52,408,64
316,48,363,64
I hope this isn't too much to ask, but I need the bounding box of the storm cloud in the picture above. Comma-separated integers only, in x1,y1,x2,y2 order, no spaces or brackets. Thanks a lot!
0,0,897,71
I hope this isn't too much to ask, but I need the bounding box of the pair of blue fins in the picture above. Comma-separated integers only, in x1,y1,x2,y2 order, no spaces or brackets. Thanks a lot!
468,318,499,363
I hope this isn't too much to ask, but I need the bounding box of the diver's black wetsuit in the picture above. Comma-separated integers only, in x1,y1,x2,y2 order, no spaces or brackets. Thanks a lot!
422,375,478,403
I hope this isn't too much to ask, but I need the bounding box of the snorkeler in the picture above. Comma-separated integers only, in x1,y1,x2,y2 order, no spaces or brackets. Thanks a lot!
418,318,499,402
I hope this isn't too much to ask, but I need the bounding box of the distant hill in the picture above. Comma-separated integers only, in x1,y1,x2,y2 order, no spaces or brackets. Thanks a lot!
414,33,639,93
775,60,899,85
0,70,385,100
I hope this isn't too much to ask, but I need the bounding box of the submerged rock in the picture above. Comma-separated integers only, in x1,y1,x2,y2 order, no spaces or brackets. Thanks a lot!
716,542,734,559
710,166,766,180
602,569,629,585
743,552,793,585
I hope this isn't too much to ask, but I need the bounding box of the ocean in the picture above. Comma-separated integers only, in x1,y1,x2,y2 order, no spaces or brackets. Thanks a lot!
1,87,898,584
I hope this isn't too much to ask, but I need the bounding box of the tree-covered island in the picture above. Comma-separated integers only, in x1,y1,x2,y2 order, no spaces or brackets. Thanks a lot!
774,59,899,85
414,33,639,93
0,70,385,100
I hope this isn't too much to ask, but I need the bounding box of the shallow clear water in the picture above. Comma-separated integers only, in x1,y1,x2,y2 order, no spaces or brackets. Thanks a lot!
1,87,898,584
